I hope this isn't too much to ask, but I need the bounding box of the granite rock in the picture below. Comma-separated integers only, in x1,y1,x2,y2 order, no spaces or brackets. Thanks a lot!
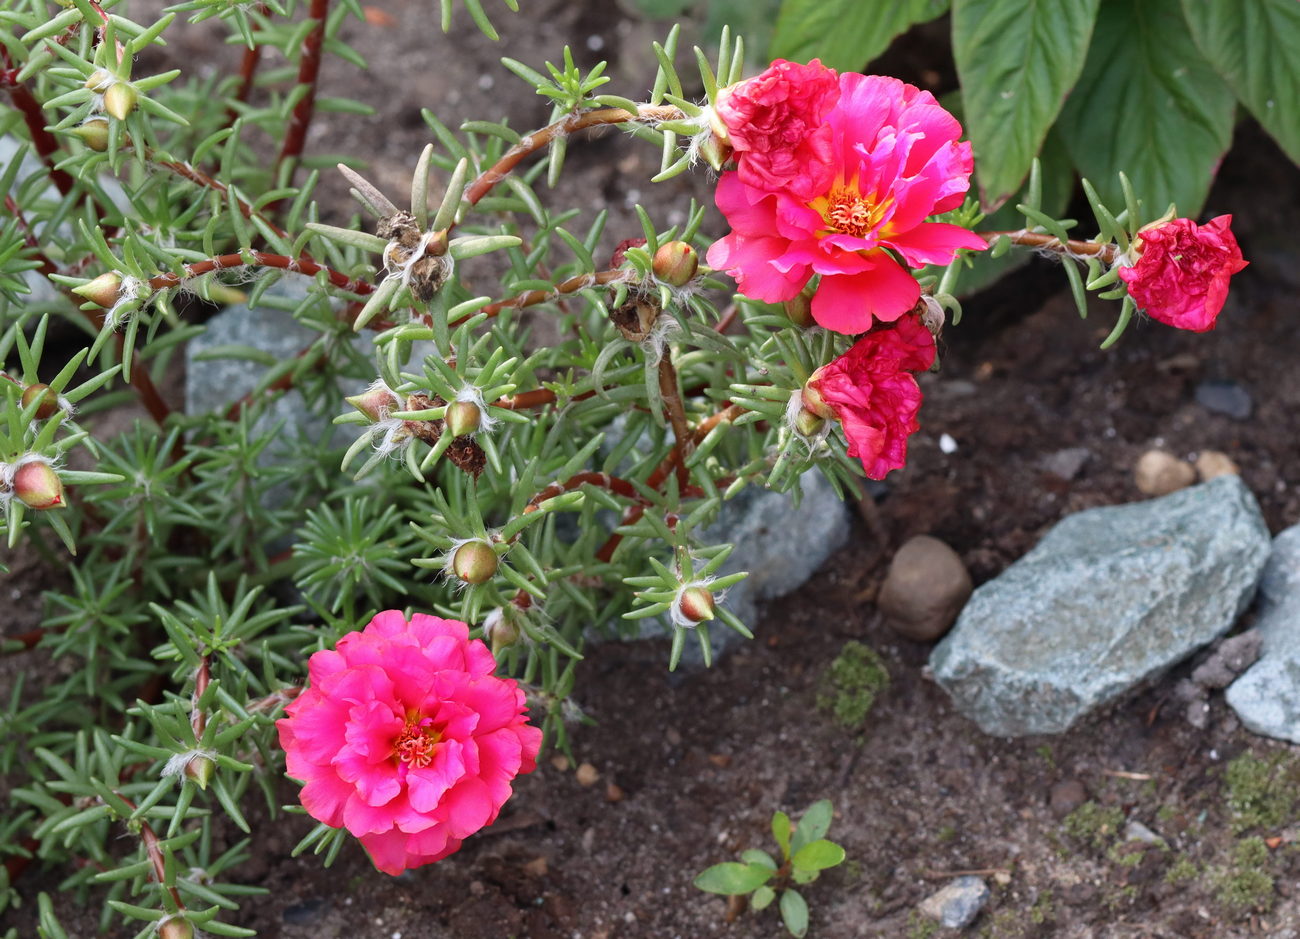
930,475,1270,736
918,876,989,929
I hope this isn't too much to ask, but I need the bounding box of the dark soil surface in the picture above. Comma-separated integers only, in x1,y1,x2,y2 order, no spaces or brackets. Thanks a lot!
7,2,1300,937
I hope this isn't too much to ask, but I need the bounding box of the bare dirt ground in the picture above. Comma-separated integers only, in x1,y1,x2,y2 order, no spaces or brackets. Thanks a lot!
7,1,1300,937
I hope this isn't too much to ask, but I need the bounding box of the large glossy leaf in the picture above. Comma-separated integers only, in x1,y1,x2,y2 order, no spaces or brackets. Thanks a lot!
770,0,949,70
1056,0,1235,219
1181,0,1300,165
952,0,1098,209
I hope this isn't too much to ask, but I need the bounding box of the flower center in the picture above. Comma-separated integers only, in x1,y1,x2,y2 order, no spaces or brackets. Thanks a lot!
394,717,439,768
813,184,892,240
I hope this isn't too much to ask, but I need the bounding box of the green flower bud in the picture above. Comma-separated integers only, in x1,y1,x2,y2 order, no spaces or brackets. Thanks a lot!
783,285,815,329
184,754,215,790
793,407,825,438
72,118,111,152
103,83,138,121
71,272,123,309
677,586,715,623
445,399,482,438
452,541,498,584
345,386,398,422
21,383,59,420
652,241,699,287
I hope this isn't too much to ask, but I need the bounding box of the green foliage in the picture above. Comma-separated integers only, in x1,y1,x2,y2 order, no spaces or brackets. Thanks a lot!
1213,836,1275,914
773,0,1300,218
1062,801,1125,852
1223,751,1299,833
817,640,889,728
695,800,846,937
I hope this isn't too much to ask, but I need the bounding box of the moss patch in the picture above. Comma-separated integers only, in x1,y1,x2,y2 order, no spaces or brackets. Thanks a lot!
1224,751,1298,833
1214,836,1275,914
1062,801,1125,852
818,640,889,728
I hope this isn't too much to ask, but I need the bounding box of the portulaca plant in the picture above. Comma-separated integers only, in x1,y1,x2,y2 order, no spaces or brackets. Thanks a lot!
0,0,1252,933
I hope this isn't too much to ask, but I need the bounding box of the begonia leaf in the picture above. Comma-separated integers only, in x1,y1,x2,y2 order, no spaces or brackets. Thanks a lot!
769,0,948,71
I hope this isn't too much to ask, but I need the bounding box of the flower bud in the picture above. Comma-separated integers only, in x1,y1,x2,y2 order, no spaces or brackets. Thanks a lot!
21,383,59,420
695,133,732,173
677,586,715,624
184,754,215,790
652,241,698,287
84,69,113,92
72,118,111,152
800,374,835,420
793,407,825,438
484,608,520,656
782,286,815,329
158,917,195,939
13,461,64,510
71,271,123,309
444,400,481,438
345,386,398,422
103,83,138,121
452,541,498,585
707,91,733,146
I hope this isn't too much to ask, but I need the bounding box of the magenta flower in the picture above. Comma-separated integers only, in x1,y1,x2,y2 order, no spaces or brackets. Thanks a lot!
1117,215,1248,332
707,69,986,334
277,611,542,875
805,315,936,479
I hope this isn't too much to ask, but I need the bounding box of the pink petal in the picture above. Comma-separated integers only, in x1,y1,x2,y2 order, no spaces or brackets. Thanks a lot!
812,259,920,333
406,739,466,814
885,222,988,267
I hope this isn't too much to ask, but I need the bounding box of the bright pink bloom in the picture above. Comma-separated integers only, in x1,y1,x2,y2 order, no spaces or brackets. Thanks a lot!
277,611,542,875
1117,215,1248,332
708,72,986,334
713,58,840,198
806,315,935,479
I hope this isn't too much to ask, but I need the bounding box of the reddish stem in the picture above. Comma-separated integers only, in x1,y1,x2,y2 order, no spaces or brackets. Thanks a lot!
5,194,58,277
273,0,329,187
1,68,75,197
523,471,645,514
978,229,1119,264
145,251,372,295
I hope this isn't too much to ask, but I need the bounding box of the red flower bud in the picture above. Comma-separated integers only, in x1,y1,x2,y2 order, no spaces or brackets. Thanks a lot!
652,241,699,287
13,461,64,510
345,386,398,422
444,400,481,438
21,384,59,420
452,541,498,584
677,586,715,623
72,272,123,309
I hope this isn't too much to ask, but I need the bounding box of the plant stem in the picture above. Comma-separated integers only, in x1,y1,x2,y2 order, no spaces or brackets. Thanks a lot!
272,0,329,190
145,251,372,295
978,229,1119,264
454,269,626,326
658,356,692,488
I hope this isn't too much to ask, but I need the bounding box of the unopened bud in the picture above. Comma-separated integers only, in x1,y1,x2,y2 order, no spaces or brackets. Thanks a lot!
452,541,498,585
678,586,715,623
652,241,698,287
783,285,815,328
801,375,835,420
793,407,825,438
184,754,215,790
103,83,137,121
71,272,123,309
345,386,398,422
158,916,195,939
22,384,59,420
84,69,113,92
484,608,520,656
696,133,731,173
13,461,64,510
707,91,733,146
445,399,482,438
72,118,111,152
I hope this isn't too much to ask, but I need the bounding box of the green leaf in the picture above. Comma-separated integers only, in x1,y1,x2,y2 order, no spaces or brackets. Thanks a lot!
752,884,777,911
693,862,773,896
791,839,846,872
1055,0,1235,219
771,810,792,858
769,0,949,71
780,888,809,938
1181,0,1300,166
952,0,1099,209
791,800,834,854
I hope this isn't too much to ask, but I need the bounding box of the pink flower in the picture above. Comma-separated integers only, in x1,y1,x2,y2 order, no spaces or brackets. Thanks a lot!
805,315,935,479
277,611,542,875
713,58,840,198
1117,215,1248,332
707,72,986,334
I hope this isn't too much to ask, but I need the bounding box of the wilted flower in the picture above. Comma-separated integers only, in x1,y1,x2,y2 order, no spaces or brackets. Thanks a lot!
708,66,985,334
806,314,936,479
276,611,541,875
1117,215,1248,332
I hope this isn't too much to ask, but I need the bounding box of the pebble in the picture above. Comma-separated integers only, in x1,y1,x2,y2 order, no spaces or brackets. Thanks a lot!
575,762,600,786
878,535,973,642
1134,449,1196,496
918,876,990,929
605,782,625,803
550,754,570,772
1196,379,1253,419
1196,450,1240,481
1049,779,1088,818
1042,447,1090,481
1125,820,1166,846
523,856,549,877
282,898,331,926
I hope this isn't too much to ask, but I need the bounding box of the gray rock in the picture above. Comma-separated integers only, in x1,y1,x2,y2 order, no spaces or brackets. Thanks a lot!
1124,820,1166,847
1042,447,1090,482
1196,379,1253,420
1226,526,1300,742
918,876,989,929
930,475,1270,737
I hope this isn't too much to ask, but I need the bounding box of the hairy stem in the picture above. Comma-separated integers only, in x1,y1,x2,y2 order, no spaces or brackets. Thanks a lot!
979,229,1120,265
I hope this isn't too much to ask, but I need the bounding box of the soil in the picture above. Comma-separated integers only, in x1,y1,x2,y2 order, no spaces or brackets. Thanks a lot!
7,2,1300,938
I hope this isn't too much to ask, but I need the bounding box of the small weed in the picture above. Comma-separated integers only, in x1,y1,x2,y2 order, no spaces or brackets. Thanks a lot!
935,824,957,843
1035,743,1055,769
1062,801,1125,851
817,641,889,728
1224,752,1298,833
906,910,940,938
1213,836,1275,913
1107,842,1145,867
1164,855,1199,885
1030,888,1054,925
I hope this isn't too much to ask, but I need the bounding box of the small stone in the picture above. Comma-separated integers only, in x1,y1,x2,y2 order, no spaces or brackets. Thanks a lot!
1191,631,1261,689
469,881,485,896
665,727,683,746
523,856,548,877
550,754,570,772
918,876,990,929
282,898,331,926
1196,450,1240,481
1125,820,1166,846
707,753,732,768
1135,449,1196,496
605,782,624,803
1042,447,1090,481
1049,780,1088,818
1196,379,1253,420
575,762,600,786
878,535,973,642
